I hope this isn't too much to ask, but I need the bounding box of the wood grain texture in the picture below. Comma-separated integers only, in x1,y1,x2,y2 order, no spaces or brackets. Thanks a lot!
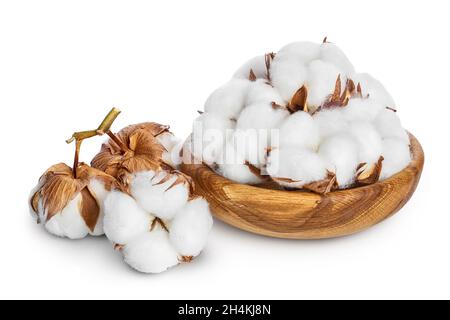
181,133,424,239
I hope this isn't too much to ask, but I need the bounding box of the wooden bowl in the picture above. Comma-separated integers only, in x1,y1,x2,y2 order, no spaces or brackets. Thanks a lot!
181,133,424,239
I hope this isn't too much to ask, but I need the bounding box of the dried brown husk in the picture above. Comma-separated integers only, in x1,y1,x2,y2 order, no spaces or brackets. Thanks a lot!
244,161,270,181
91,123,170,187
30,163,116,232
287,85,308,113
303,171,338,194
248,69,257,82
356,156,384,186
265,52,275,82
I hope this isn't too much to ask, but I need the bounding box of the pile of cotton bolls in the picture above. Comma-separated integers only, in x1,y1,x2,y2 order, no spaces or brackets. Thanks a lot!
189,39,411,193
29,109,213,274
91,123,212,273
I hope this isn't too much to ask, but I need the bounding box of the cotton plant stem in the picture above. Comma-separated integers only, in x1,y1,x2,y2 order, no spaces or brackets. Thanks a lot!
66,107,122,178
72,140,82,178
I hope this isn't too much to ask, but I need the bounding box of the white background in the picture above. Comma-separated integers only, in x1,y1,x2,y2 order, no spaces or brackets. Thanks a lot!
0,0,449,300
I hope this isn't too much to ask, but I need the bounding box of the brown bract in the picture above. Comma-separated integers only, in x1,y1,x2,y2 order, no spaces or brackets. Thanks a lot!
30,163,116,231
356,156,384,186
91,123,170,187
303,171,338,194
287,85,308,113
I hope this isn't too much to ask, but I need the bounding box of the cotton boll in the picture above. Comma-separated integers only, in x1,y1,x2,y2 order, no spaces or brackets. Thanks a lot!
103,191,151,245
191,112,235,165
347,121,383,164
266,147,328,188
130,171,189,220
246,79,284,105
169,198,213,257
342,98,385,122
278,41,321,62
277,112,320,150
236,102,289,131
313,108,348,139
374,109,410,144
44,194,90,240
320,42,355,75
204,79,250,119
235,103,288,165
123,230,180,274
307,60,344,108
352,73,396,108
380,138,412,180
233,55,267,80
216,141,264,185
318,133,359,188
271,53,308,102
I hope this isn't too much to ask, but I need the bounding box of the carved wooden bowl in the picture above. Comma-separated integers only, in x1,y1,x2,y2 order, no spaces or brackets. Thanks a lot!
181,133,424,239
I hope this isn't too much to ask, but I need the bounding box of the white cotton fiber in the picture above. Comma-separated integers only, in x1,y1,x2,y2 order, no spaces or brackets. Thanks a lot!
123,230,180,274
232,129,269,167
246,79,284,105
380,138,412,180
278,41,321,62
157,132,183,168
347,121,383,164
342,98,385,122
191,112,235,165
44,194,89,240
236,102,289,131
277,111,320,150
204,79,250,119
312,108,348,139
266,147,328,188
271,53,308,102
233,55,267,80
318,133,359,188
103,191,151,245
216,141,264,185
306,60,344,108
374,109,410,144
130,171,189,220
320,42,355,75
169,198,213,257
352,73,396,107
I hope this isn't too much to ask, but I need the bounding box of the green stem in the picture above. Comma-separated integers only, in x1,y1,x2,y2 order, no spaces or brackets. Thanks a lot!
66,108,122,178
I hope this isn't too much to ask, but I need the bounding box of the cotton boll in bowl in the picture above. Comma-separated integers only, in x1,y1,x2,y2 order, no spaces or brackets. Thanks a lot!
312,108,348,140
318,133,360,188
277,111,320,150
342,98,385,122
380,138,412,180
246,79,284,106
347,121,383,164
236,102,289,131
266,147,328,189
374,109,410,144
204,79,250,119
352,73,396,108
306,59,346,108
216,141,265,185
320,42,355,75
271,53,308,102
278,41,321,62
191,112,235,165
233,55,268,80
